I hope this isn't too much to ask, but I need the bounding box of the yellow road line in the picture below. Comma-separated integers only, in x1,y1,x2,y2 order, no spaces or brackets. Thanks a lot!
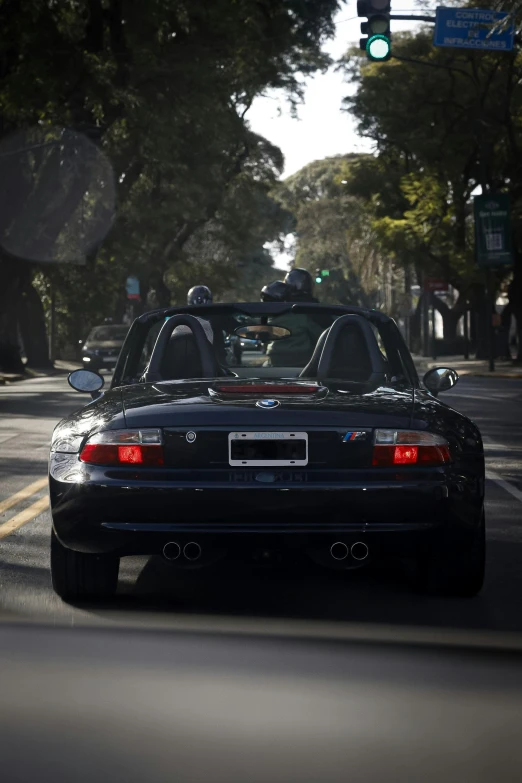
0,495,49,541
0,477,48,516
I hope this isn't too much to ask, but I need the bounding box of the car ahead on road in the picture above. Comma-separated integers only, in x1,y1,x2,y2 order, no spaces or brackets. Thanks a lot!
49,302,485,602
80,324,129,372
240,336,263,351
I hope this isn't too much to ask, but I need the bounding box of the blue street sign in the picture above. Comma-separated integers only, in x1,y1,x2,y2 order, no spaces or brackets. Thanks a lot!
125,275,140,300
433,7,514,52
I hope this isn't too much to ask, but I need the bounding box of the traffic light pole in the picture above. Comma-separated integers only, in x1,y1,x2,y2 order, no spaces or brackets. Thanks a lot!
389,14,435,22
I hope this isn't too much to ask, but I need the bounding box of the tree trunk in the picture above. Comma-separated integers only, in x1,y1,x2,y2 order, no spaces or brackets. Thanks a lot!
18,275,52,369
511,307,522,363
432,293,466,341
0,256,24,372
410,295,423,353
472,294,489,359
507,268,522,363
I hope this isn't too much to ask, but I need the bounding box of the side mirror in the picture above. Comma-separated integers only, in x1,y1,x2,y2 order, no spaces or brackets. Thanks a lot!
423,367,459,395
68,369,105,399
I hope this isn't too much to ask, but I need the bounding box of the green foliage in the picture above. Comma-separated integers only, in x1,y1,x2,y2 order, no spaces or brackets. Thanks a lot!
276,155,386,308
0,0,341,367
340,26,522,297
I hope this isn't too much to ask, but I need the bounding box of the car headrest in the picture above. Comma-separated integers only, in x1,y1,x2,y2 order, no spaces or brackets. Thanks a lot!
160,332,206,380
143,313,220,382
327,325,373,381
315,314,387,384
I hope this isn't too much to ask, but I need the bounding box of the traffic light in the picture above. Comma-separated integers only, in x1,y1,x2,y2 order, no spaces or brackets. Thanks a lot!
315,269,330,284
358,0,391,61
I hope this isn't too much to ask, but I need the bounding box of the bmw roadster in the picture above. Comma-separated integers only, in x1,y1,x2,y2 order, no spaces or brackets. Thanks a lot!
49,302,485,601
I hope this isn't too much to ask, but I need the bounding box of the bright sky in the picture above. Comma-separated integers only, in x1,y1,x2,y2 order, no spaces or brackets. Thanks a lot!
248,0,433,269
247,1,434,179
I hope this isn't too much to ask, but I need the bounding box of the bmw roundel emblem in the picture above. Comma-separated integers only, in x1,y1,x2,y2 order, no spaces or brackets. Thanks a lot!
256,399,279,409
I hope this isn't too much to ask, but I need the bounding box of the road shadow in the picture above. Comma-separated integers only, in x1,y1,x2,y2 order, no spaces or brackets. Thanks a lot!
0,391,82,420
80,538,522,634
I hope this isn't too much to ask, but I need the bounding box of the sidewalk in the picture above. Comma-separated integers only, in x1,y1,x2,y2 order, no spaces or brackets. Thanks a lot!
0,359,81,386
413,355,522,379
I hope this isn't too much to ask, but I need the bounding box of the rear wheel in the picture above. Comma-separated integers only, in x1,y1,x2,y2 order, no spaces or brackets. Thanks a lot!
50,529,119,602
417,507,485,597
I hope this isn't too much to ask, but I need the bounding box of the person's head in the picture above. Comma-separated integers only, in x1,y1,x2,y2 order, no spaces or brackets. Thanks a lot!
284,268,315,302
187,285,213,306
260,280,289,302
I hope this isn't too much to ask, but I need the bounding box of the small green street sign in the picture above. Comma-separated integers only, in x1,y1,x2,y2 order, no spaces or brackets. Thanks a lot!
321,269,330,277
474,194,513,267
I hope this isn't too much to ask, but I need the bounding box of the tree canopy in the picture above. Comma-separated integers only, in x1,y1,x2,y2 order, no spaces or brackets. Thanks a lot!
338,21,522,356
0,0,340,371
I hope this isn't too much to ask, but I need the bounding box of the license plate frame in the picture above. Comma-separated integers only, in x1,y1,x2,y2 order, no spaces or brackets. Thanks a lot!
228,432,308,467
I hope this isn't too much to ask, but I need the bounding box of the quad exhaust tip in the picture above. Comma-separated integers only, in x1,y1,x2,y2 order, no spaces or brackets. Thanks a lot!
330,542,349,561
329,541,369,562
351,541,369,561
163,541,181,561
183,541,202,561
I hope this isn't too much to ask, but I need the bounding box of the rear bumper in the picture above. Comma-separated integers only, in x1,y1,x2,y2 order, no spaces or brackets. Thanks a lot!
50,456,483,555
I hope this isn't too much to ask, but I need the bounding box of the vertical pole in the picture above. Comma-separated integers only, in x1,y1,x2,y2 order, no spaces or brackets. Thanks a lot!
431,298,437,360
486,268,495,372
404,265,411,351
49,282,56,364
422,283,430,357
463,305,469,360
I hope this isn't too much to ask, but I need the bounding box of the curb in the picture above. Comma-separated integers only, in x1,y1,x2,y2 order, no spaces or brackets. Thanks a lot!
0,364,81,386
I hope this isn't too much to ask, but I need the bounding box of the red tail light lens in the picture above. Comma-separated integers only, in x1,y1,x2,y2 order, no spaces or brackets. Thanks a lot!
79,430,164,466
372,430,451,467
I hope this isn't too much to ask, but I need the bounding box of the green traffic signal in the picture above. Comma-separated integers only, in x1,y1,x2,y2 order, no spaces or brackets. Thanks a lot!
367,34,391,61
315,276,322,284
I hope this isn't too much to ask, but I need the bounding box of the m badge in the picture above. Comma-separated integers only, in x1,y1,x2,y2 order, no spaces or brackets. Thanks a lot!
343,431,369,442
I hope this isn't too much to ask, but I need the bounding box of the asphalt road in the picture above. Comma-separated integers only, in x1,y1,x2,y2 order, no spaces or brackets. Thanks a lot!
0,371,521,634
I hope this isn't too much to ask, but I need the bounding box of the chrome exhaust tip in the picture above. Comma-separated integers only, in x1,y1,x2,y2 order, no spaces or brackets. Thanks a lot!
183,541,202,561
330,542,349,561
351,542,369,561
163,541,181,561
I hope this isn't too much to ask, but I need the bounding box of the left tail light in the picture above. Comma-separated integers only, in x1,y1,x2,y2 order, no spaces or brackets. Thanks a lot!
79,429,164,466
372,429,451,467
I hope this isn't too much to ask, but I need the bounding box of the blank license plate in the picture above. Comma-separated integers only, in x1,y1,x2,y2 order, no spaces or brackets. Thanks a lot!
102,356,116,362
229,432,308,467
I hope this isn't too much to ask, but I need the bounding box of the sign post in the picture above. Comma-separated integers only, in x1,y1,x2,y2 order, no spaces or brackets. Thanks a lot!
433,7,514,52
474,193,513,372
474,194,513,268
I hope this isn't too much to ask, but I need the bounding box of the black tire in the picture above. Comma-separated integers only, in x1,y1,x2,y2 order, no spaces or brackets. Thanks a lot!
417,507,485,597
50,529,119,602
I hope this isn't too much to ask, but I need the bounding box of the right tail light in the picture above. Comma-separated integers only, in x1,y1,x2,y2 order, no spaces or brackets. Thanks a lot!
372,430,451,467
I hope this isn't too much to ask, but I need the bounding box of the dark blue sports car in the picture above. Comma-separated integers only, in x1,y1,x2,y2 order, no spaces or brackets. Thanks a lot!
49,302,485,601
